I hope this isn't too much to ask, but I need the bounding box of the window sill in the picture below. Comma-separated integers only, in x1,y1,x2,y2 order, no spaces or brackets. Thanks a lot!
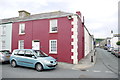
49,31,58,33
49,52,57,54
19,33,25,35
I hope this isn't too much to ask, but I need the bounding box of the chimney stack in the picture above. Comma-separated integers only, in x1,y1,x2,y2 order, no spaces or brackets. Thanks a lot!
18,10,30,18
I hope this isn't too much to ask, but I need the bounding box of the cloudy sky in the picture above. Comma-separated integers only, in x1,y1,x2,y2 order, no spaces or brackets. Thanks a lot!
0,0,119,38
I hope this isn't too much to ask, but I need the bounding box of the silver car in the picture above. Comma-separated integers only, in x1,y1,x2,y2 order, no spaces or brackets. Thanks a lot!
107,47,113,52
0,50,11,63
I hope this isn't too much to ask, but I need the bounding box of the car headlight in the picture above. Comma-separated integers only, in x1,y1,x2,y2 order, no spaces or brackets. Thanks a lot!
44,60,50,64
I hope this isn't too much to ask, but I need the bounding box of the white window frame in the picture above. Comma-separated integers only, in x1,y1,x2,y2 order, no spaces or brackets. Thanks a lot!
49,40,57,54
19,23,25,35
18,40,24,49
1,25,6,36
2,40,5,49
49,19,58,33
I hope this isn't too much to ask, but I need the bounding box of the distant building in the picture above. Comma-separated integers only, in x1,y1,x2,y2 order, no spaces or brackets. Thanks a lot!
99,37,111,48
111,34,120,48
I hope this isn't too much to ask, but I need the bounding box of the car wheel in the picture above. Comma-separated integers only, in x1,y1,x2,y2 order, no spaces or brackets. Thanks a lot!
11,60,17,68
35,63,43,72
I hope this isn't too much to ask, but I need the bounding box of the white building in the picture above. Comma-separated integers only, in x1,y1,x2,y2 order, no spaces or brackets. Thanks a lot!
0,22,12,51
111,34,119,48
84,26,94,56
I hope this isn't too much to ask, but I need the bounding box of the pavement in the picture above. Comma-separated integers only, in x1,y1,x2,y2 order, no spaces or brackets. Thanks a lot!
58,49,96,70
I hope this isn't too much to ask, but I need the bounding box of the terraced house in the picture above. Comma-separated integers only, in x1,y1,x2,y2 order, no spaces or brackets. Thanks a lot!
0,20,12,52
0,10,94,64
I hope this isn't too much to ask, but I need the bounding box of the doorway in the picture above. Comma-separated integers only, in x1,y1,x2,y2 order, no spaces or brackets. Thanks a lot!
32,40,40,50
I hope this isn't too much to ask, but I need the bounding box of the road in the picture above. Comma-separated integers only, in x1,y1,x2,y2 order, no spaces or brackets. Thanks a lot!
0,48,119,78
77,48,119,78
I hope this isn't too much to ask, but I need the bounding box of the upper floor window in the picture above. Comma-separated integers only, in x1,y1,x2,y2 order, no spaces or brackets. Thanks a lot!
1,25,6,36
49,19,58,33
19,23,25,34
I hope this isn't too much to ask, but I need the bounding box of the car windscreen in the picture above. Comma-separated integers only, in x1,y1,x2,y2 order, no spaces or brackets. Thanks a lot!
34,50,48,57
0,51,10,55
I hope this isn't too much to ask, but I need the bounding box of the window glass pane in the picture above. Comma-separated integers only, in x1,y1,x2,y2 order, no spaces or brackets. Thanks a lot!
50,40,57,53
1,25,6,35
50,19,57,32
18,50,24,56
19,40,24,49
25,50,33,57
2,41,5,49
14,50,19,55
19,23,25,34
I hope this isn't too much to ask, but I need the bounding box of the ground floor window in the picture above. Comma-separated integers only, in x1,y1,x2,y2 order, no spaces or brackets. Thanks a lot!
2,40,5,49
18,40,24,49
49,40,57,54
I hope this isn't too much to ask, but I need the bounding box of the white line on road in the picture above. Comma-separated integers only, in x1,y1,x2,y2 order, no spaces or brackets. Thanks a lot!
105,71,114,73
72,68,79,70
93,70,101,72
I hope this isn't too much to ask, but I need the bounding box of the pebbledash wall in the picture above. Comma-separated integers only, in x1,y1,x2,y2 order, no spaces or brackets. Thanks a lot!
12,11,84,64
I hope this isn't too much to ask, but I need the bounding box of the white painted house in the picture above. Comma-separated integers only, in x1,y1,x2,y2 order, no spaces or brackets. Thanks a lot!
111,34,119,48
84,26,94,56
0,22,12,52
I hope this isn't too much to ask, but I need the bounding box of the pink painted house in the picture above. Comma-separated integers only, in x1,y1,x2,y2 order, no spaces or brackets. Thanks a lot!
12,10,84,64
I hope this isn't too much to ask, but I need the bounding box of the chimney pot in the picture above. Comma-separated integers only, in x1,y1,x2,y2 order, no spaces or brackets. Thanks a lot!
76,11,81,17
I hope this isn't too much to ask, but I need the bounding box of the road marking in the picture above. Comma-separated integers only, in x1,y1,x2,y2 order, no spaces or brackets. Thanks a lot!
105,71,114,73
72,68,79,70
93,70,101,72
86,70,89,72
72,68,89,72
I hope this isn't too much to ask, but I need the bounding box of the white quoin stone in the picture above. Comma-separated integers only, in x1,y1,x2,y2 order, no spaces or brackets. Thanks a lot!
71,15,78,64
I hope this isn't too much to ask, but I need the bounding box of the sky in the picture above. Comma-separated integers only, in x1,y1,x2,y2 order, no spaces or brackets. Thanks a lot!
0,0,119,38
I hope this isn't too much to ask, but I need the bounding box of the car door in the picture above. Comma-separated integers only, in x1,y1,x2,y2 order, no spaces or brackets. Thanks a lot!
23,50,37,68
16,50,25,66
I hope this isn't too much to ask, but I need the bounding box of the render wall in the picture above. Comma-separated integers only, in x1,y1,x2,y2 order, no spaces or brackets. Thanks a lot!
12,17,74,63
84,27,94,56
0,23,12,51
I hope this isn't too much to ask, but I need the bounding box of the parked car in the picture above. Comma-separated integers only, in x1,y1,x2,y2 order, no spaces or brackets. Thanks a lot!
10,49,57,71
104,46,108,50
0,50,11,63
111,48,119,56
114,48,120,58
107,47,113,52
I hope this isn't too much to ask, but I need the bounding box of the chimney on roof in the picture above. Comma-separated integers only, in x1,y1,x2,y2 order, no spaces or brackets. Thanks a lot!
76,11,81,17
18,10,30,18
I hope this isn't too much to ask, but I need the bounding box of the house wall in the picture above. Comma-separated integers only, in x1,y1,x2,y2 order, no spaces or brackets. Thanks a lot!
77,16,84,62
70,15,84,64
0,23,12,51
71,15,79,64
84,27,94,56
12,17,75,63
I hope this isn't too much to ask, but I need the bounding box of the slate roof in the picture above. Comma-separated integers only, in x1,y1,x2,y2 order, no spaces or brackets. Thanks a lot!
0,11,73,24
